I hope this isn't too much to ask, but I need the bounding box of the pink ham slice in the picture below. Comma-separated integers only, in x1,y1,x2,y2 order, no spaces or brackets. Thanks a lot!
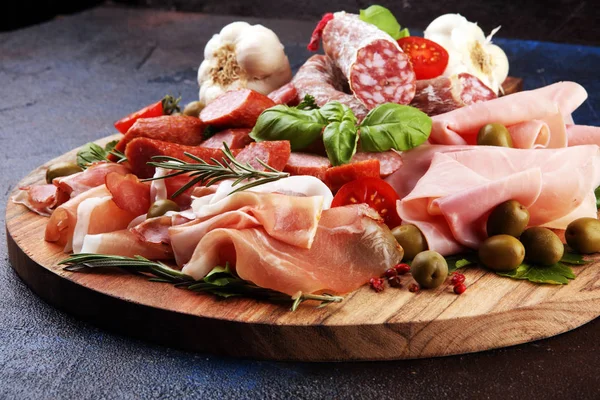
12,184,69,216
392,145,600,255
170,191,325,265
181,204,403,295
54,162,131,198
566,125,600,146
80,229,173,260
430,82,587,148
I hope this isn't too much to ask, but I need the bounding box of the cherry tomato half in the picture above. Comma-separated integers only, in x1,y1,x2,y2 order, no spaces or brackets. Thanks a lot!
114,101,164,134
331,177,402,228
397,37,449,80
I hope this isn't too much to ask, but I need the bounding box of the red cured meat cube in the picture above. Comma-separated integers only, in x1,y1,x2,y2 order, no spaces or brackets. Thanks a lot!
235,141,291,172
199,89,276,128
284,153,331,181
351,151,402,178
325,159,380,192
200,129,253,149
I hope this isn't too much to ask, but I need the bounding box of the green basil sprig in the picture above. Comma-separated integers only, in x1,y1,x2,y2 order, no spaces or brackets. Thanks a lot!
249,105,327,151
359,5,410,40
359,104,432,152
322,103,359,166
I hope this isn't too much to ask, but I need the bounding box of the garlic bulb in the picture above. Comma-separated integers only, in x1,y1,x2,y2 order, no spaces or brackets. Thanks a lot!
424,14,509,94
197,21,292,105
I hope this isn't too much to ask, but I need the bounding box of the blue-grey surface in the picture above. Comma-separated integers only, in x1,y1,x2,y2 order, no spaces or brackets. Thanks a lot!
1,6,599,399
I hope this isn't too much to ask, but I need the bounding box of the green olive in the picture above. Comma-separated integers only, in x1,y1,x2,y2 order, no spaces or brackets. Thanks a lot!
45,162,83,183
410,250,448,289
520,227,564,266
478,235,525,271
486,200,530,237
565,217,600,254
182,101,204,117
391,224,428,260
477,123,513,147
147,199,180,218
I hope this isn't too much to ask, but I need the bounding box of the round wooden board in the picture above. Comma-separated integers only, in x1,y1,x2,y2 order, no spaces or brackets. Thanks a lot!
6,136,600,361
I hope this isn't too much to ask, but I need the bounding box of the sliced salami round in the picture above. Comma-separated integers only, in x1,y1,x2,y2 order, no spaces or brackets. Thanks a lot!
410,73,497,116
322,12,416,108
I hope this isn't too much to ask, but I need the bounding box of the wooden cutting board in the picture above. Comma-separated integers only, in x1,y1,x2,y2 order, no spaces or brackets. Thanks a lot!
6,135,600,361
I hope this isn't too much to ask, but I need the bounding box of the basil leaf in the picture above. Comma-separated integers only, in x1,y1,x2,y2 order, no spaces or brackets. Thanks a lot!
322,104,359,166
560,250,589,265
445,254,478,273
398,27,410,39
496,262,575,285
359,5,407,40
359,104,432,152
595,186,600,209
250,105,327,150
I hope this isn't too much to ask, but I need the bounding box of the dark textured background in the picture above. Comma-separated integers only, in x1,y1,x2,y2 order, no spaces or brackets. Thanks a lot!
1,4,600,400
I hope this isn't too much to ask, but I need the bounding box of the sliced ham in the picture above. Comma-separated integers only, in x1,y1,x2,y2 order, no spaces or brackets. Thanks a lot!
430,82,587,148
12,184,69,216
80,229,173,260
566,125,600,146
181,204,403,295
54,162,131,198
392,145,600,255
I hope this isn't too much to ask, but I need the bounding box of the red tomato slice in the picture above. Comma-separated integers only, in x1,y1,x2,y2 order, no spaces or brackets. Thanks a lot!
397,37,449,80
331,177,402,228
114,101,164,134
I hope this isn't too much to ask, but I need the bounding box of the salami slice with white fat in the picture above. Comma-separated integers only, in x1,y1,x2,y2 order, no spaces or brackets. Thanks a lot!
292,54,368,120
410,73,497,116
322,12,416,108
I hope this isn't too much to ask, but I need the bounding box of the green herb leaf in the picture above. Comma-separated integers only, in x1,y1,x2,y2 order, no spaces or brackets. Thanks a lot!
359,5,408,40
359,104,432,152
560,249,589,265
496,262,576,285
203,125,219,140
249,105,327,150
398,27,410,39
76,140,126,169
322,103,359,166
296,94,319,110
161,94,181,115
445,254,478,273
595,186,600,209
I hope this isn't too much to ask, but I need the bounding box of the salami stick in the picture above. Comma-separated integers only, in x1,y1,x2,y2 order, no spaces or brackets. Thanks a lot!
322,12,416,108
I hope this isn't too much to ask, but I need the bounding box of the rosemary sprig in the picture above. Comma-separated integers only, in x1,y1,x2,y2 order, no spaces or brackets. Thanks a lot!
60,254,343,311
142,143,289,198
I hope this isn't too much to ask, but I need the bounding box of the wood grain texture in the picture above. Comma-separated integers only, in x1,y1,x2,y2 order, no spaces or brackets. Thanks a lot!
6,136,600,361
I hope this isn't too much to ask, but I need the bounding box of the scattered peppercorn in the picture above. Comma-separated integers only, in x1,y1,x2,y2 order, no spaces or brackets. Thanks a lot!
408,283,420,293
384,268,398,278
450,272,466,285
454,283,467,295
395,263,411,275
370,277,385,292
388,275,402,288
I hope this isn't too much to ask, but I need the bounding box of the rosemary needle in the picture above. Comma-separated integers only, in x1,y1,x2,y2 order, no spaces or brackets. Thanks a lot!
142,143,289,198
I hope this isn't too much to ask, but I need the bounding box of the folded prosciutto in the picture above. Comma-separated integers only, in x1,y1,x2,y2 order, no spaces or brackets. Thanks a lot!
388,145,600,255
430,82,590,148
182,204,403,295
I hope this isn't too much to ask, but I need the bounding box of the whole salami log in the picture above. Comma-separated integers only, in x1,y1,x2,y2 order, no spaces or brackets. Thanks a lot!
111,115,206,160
410,73,497,116
199,89,275,128
322,12,416,108
292,55,368,120
125,137,239,179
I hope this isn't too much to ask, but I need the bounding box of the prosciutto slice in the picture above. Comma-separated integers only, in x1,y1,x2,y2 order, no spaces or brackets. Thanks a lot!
54,162,130,198
392,145,600,255
12,184,69,216
430,82,587,148
80,230,173,260
182,204,403,295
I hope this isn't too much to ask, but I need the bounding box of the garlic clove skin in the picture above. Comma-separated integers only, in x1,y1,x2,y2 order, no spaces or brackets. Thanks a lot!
424,14,470,37
235,25,288,77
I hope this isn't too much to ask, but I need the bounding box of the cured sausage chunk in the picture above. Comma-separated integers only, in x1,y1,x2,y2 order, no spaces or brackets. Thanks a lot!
410,73,497,116
111,115,206,160
235,141,291,172
292,55,368,120
200,129,253,149
322,12,416,108
125,137,238,179
284,153,331,181
325,159,381,192
268,83,299,106
200,89,276,128
351,151,403,177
